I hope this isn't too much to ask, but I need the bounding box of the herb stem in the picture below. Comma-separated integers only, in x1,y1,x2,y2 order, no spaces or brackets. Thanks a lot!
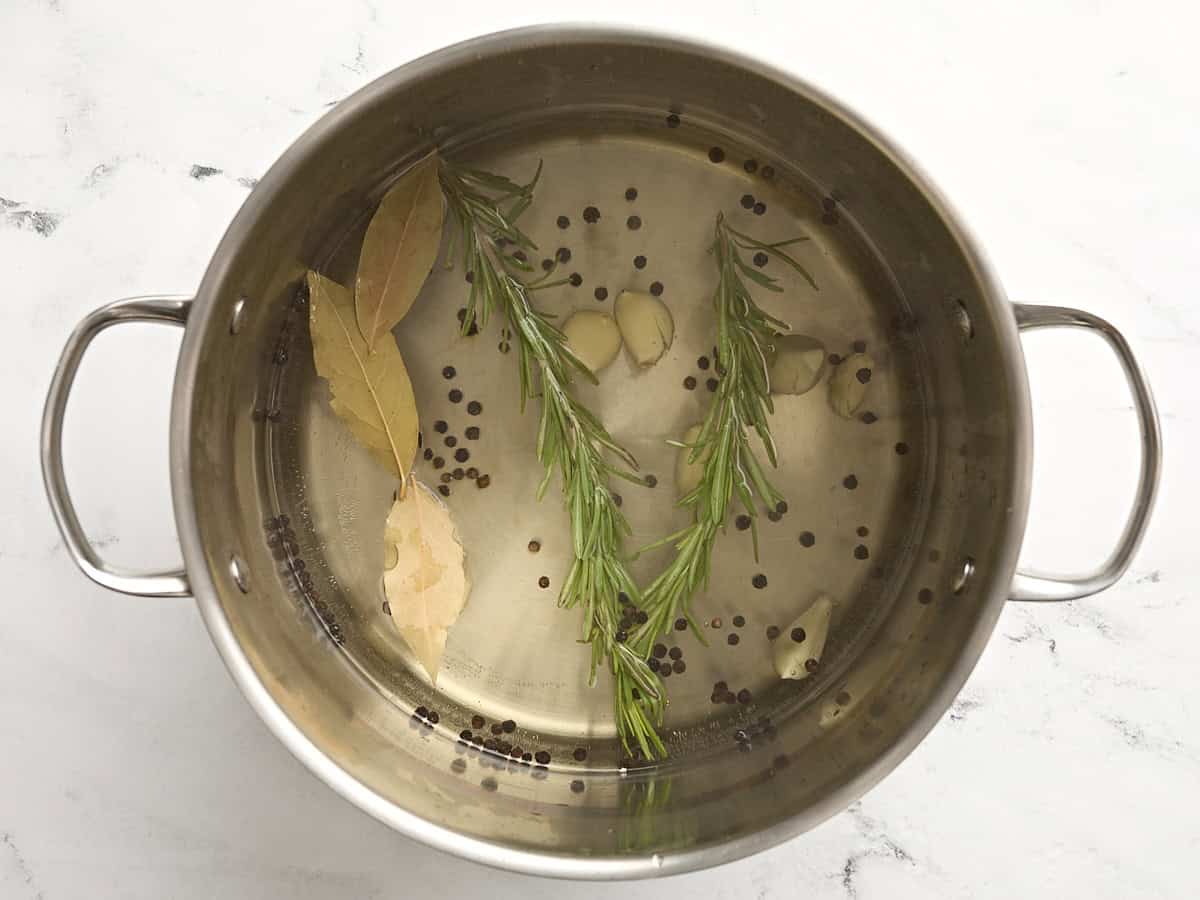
631,213,814,656
439,161,665,759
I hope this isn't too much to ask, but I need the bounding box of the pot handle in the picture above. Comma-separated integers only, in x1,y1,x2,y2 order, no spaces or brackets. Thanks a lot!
1009,303,1161,602
41,296,193,597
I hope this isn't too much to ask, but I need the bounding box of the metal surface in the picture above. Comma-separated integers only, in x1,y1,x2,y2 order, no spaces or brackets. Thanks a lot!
1009,303,1162,602
41,295,192,598
38,26,1156,880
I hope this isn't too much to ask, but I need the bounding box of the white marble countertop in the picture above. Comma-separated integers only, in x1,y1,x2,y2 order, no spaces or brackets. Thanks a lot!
3,1,1197,897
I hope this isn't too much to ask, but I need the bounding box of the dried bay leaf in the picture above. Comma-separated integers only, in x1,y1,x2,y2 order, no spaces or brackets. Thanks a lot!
355,152,445,350
308,270,419,482
384,479,470,682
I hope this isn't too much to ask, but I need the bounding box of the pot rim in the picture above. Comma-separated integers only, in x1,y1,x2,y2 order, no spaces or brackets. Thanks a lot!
170,23,1032,880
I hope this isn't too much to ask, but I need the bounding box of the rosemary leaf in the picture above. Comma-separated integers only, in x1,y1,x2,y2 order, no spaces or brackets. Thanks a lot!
439,160,665,760
631,213,815,654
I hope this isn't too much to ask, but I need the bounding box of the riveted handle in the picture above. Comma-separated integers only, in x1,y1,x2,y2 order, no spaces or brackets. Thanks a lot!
1010,303,1161,602
41,296,193,597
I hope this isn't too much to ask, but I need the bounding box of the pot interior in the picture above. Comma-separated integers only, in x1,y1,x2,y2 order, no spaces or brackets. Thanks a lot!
179,30,1024,870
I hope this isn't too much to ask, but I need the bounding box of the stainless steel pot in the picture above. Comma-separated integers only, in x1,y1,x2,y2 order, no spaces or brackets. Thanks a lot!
41,26,1161,879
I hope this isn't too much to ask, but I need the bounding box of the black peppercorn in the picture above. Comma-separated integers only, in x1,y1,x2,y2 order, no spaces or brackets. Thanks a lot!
556,215,570,229
752,573,768,589
626,215,642,230
799,531,815,547
683,376,696,390
766,625,780,640
538,576,550,589
674,618,687,631
653,644,667,659
467,400,482,415
594,286,608,301
455,448,469,463
583,206,600,223
448,389,463,403
843,474,858,490
753,201,766,216
444,435,457,447
465,425,480,440
569,273,582,287
633,255,647,269
735,515,751,531
442,366,456,379
740,193,755,209
727,633,740,646
732,615,745,628
708,146,725,163
650,281,663,296
434,420,448,433
668,646,682,661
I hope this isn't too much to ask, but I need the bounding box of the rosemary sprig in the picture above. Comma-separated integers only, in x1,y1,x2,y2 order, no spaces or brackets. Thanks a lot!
438,161,666,759
631,213,815,653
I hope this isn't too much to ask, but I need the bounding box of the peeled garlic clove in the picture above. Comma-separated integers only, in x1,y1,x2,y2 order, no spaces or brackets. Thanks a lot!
562,310,622,373
674,423,712,497
773,594,833,680
767,334,827,395
614,290,674,367
829,352,875,418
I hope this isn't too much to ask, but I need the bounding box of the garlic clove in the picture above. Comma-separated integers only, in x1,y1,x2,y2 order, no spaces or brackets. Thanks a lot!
766,334,827,395
829,352,875,418
562,310,622,374
614,290,674,367
773,594,833,680
674,423,712,497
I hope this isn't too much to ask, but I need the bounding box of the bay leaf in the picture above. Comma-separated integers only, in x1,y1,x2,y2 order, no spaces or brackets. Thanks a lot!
355,152,445,350
308,270,419,481
384,478,470,682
